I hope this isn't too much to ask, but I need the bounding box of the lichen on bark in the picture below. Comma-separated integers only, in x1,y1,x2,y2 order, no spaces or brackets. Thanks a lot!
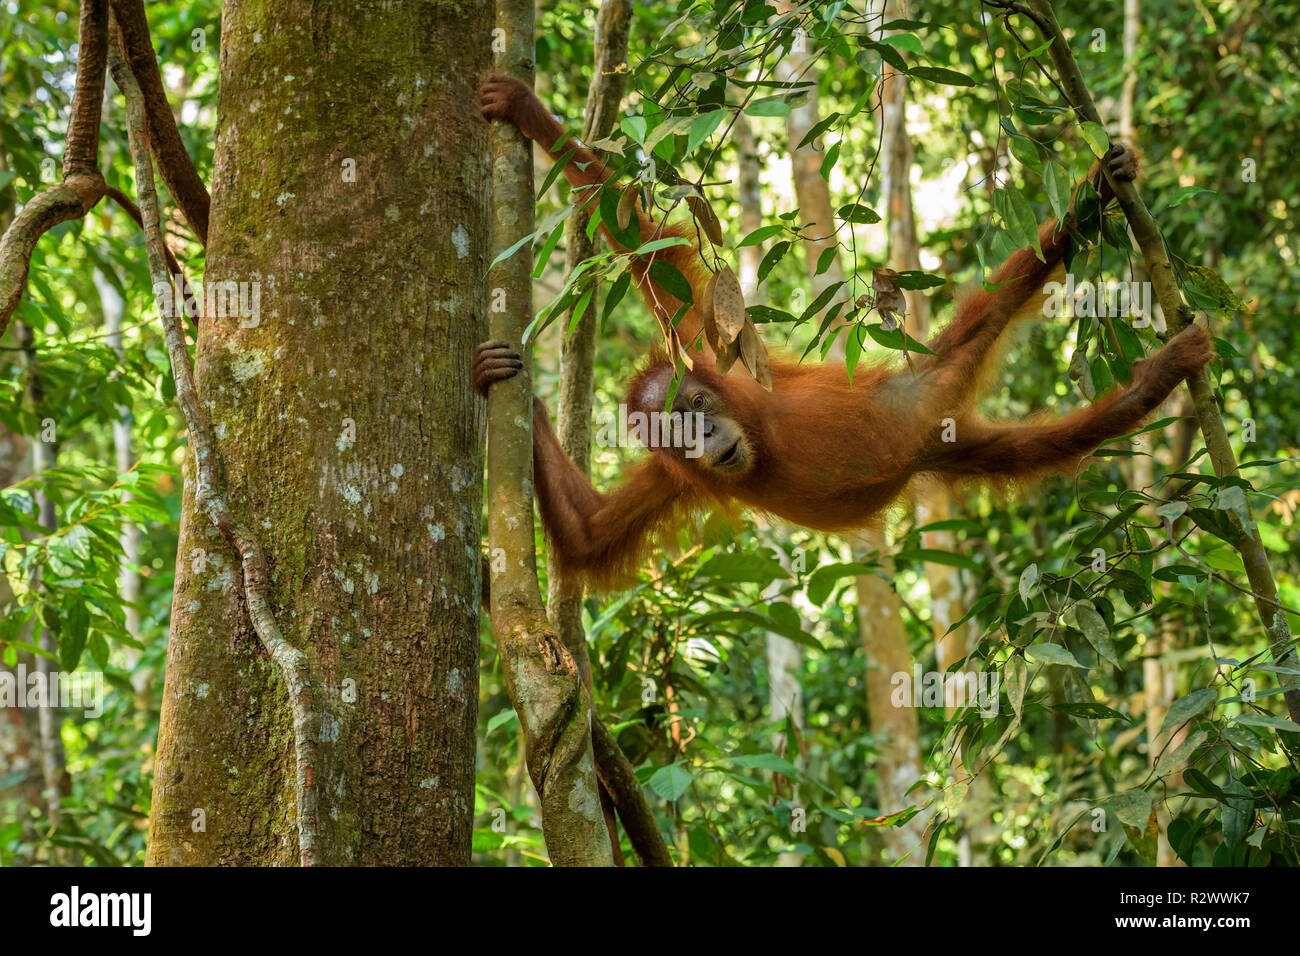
147,0,490,865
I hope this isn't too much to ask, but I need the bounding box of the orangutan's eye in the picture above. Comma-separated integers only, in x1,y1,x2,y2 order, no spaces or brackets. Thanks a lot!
692,394,705,410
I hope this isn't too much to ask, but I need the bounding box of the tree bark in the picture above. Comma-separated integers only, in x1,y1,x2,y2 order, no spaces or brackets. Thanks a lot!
534,0,669,868
146,0,484,865
547,0,631,667
0,0,108,339
486,0,613,867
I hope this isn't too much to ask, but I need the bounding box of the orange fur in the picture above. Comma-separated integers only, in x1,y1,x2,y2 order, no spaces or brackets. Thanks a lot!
480,75,714,345
480,79,1210,590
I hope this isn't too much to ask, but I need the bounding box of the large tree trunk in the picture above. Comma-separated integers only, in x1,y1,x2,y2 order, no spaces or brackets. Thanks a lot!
147,0,486,865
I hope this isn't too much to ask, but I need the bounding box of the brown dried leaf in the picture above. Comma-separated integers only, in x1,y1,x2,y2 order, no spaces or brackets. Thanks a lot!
674,330,694,371
1068,346,1096,400
654,304,693,370
714,333,740,375
872,267,902,291
738,319,772,390
686,194,724,246
652,303,672,337
617,184,639,231
699,269,723,353
871,267,907,330
712,265,746,343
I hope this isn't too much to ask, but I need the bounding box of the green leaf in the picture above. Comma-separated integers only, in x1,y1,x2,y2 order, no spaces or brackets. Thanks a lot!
845,324,862,383
880,18,929,32
1006,656,1027,717
599,181,641,249
1017,37,1054,60
686,108,725,157
815,246,838,277
648,260,693,304
880,32,923,56
632,237,690,256
797,111,840,150
88,632,109,668
857,41,907,74
1069,601,1118,666
865,325,936,354
1233,714,1300,733
837,203,880,224
726,753,798,775
1156,185,1216,212
890,270,945,290
1158,688,1217,738
602,269,631,327
531,217,567,279
1007,187,1044,261
908,66,976,87
60,601,89,671
819,141,841,181
745,96,790,117
621,115,647,144
696,551,785,585
1107,789,1153,828
757,240,791,283
1183,263,1249,312
1155,730,1207,776
745,305,797,325
1079,121,1110,158
1018,563,1038,602
1043,161,1070,221
488,228,536,270
739,224,783,247
806,561,878,606
1220,780,1253,850
649,763,694,801
486,708,518,736
945,592,1000,636
567,286,594,340
1053,701,1132,721
1025,643,1087,669
800,281,845,322
1152,563,1206,582
1009,135,1042,172
537,147,580,199
893,548,980,572
688,607,825,652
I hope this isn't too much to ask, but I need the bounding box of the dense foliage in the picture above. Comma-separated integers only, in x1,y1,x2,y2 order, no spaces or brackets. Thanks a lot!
2,0,1297,866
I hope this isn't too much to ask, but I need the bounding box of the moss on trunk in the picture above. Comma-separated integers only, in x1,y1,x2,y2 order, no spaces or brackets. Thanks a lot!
147,0,491,865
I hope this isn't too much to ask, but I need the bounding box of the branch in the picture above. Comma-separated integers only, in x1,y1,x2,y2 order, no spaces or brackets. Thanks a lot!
547,0,635,865
0,0,110,339
1022,0,1300,728
103,184,198,333
110,27,322,865
486,0,614,867
592,716,674,867
65,0,109,175
110,0,211,244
